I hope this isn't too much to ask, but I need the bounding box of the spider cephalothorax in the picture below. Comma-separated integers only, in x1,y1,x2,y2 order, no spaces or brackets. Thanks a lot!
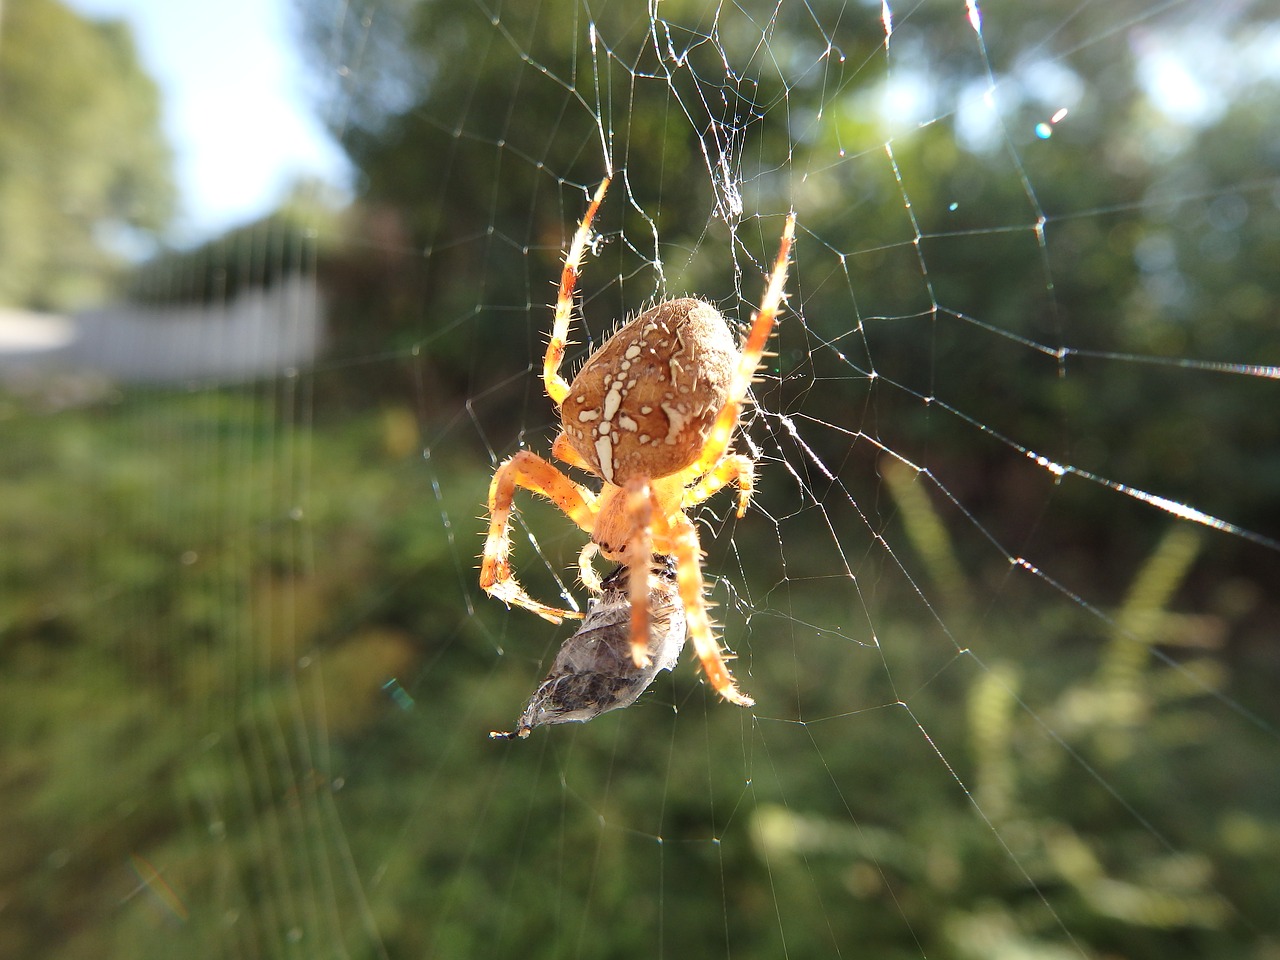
480,177,795,707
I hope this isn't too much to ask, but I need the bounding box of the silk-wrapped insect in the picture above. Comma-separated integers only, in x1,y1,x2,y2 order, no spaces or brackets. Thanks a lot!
490,557,687,740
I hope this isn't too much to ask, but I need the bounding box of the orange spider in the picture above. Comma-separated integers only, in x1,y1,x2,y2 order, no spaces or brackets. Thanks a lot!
480,177,795,707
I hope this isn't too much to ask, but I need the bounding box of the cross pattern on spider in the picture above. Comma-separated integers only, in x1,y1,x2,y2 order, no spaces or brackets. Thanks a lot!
480,177,795,707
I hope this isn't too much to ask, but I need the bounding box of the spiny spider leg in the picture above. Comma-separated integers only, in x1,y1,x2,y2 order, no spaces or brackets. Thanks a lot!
544,178,610,407
691,212,796,475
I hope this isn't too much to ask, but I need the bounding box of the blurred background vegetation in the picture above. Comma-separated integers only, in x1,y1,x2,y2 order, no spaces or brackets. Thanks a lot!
1,0,1278,958
0,0,172,309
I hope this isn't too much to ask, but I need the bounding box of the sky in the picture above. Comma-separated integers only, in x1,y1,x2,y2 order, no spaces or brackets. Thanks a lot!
65,0,352,244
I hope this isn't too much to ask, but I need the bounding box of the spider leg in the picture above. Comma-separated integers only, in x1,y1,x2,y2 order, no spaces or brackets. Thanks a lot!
660,510,754,706
622,478,656,668
552,431,597,473
684,453,754,518
544,178,610,407
691,212,796,476
556,434,610,595
480,451,597,622
577,541,603,594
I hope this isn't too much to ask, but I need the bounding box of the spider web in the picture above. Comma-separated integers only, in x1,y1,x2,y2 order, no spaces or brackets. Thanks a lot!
8,1,1280,958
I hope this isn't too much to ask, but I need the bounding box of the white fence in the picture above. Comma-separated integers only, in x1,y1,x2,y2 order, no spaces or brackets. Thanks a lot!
0,275,324,386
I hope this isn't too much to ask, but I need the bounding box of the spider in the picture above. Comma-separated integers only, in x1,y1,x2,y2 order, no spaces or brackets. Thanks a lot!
480,177,795,707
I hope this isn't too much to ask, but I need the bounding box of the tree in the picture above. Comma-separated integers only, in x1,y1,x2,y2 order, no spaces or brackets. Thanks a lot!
0,0,174,310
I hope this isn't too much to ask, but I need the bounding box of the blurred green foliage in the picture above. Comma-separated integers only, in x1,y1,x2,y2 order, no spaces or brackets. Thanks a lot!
124,180,345,307
290,0,1280,562
0,0,174,309
1,393,1277,958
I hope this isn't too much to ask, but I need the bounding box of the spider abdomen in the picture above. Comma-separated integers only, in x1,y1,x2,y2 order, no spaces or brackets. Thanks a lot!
561,297,736,484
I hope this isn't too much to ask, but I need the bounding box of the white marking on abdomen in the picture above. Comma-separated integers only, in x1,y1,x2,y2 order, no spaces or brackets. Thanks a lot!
595,435,614,482
661,403,687,444
602,383,623,422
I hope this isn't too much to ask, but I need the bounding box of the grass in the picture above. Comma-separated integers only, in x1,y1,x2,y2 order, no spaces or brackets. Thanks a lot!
1,387,1276,959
